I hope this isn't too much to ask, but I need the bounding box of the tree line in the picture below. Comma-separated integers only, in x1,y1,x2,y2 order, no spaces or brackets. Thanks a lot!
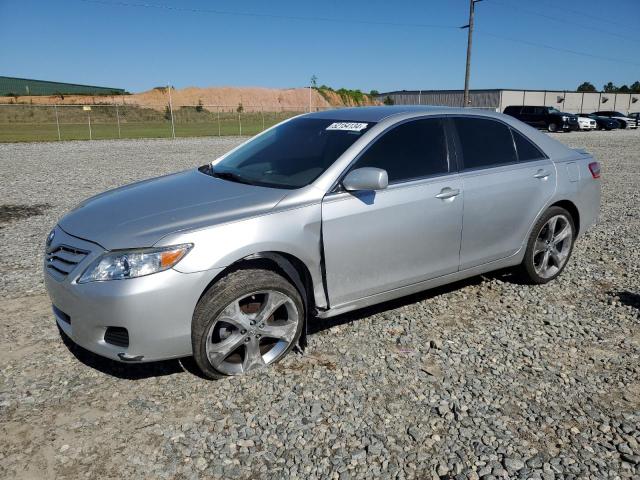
577,81,640,93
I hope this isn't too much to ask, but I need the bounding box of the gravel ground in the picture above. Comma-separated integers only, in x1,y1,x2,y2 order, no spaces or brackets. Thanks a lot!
0,131,638,479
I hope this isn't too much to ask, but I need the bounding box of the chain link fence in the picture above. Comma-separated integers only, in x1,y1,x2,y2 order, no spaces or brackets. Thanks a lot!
0,104,337,142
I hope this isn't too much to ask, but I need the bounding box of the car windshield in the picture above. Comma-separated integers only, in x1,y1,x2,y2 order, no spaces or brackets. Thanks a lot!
209,117,375,189
611,112,625,117
548,107,561,114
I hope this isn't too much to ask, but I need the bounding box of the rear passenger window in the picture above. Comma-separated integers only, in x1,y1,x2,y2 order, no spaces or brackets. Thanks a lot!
512,129,545,161
453,117,517,170
354,118,448,183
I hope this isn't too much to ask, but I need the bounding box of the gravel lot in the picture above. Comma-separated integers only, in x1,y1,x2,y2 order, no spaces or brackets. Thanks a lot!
0,131,638,479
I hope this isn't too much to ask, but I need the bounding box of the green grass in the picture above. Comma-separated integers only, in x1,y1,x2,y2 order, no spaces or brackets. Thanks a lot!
0,110,304,142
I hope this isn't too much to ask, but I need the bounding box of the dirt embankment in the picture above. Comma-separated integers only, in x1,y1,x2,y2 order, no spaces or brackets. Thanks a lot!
0,86,379,111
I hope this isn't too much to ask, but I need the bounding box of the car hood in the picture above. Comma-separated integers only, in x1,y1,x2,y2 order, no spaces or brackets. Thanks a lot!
59,168,288,250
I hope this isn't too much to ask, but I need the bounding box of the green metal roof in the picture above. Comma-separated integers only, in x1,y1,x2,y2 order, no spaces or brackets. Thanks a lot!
0,76,125,96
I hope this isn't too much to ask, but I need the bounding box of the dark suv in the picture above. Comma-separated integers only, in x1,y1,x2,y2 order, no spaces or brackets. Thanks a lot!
504,106,578,132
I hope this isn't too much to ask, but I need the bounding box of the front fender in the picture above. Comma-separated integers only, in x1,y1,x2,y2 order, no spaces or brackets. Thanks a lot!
155,204,327,308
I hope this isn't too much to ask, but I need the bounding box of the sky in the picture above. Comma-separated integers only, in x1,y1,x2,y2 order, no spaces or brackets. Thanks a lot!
1,0,639,93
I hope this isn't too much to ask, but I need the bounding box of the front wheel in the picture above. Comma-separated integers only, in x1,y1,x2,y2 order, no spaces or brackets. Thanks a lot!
192,268,304,379
518,207,575,284
547,122,558,133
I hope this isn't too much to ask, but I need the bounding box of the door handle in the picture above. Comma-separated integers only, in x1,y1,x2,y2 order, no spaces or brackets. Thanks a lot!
435,187,460,200
533,169,550,180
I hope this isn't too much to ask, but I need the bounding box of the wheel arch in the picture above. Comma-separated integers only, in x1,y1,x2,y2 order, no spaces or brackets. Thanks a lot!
549,199,580,235
195,251,318,349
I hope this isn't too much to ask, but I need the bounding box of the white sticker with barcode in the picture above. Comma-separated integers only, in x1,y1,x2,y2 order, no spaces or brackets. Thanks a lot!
326,122,368,132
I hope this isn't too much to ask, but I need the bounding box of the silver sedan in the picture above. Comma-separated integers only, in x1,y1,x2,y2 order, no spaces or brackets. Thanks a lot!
44,106,601,379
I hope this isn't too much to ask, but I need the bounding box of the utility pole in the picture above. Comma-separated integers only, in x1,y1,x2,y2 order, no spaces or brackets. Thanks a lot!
310,75,318,112
462,0,482,107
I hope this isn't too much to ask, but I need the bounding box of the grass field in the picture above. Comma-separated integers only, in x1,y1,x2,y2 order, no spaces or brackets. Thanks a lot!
0,107,304,142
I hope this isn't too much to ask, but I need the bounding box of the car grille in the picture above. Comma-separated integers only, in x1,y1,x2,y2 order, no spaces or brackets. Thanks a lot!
46,245,89,278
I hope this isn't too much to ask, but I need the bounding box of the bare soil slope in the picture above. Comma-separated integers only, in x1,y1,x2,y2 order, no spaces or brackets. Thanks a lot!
1,86,379,111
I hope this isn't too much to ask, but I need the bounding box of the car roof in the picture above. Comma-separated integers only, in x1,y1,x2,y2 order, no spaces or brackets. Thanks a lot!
304,105,459,122
304,105,577,163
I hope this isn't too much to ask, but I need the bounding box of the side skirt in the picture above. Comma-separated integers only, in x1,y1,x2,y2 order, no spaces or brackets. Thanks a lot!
315,249,524,319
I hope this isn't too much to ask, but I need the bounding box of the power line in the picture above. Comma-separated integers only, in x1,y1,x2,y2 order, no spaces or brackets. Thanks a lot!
534,0,638,33
476,30,640,67
77,0,458,31
76,0,640,68
489,0,640,45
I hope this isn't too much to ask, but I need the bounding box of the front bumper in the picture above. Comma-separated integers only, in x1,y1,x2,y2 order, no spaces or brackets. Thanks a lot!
44,226,221,362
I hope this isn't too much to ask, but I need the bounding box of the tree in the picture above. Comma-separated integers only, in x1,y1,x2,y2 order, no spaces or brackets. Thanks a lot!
577,82,596,92
618,84,630,93
369,89,380,96
196,99,204,112
164,105,171,120
631,81,640,93
310,75,318,89
383,96,395,105
603,82,618,93
236,102,244,114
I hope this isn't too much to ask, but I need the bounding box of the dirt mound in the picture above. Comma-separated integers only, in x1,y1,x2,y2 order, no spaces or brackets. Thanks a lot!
0,86,379,111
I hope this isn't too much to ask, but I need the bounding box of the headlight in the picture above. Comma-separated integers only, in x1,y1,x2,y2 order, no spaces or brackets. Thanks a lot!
78,244,193,283
562,116,569,121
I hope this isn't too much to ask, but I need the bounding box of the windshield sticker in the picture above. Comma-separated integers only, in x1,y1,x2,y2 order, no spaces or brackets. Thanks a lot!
326,122,369,132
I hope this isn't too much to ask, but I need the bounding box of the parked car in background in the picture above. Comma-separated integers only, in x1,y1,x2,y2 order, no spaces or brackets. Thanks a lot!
578,114,619,131
503,105,578,132
576,115,597,131
44,106,601,379
592,111,638,129
628,112,640,125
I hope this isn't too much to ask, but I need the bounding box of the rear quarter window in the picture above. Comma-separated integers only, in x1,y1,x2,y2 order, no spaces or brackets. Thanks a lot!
511,129,546,161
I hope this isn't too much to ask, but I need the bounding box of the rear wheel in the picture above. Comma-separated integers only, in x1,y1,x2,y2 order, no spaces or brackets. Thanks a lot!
192,269,304,379
518,207,575,284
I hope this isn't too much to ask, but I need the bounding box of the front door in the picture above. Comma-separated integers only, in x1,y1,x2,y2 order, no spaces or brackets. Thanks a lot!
321,118,463,307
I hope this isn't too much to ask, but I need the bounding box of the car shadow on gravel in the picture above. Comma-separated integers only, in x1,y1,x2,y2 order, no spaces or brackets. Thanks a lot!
610,290,640,311
308,268,529,335
308,275,486,335
57,326,202,380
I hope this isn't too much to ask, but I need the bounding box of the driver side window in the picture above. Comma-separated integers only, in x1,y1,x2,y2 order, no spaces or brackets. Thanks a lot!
353,118,449,183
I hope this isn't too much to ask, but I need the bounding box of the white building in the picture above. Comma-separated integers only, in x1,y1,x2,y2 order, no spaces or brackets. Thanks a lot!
378,89,640,114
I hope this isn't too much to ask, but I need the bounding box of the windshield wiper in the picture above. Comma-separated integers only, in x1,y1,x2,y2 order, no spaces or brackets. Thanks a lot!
211,169,254,186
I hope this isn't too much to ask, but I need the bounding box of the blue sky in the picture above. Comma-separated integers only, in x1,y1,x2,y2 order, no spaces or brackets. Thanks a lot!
1,0,638,93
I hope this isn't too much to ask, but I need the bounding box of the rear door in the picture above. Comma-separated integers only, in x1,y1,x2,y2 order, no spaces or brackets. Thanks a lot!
321,118,463,306
452,116,556,270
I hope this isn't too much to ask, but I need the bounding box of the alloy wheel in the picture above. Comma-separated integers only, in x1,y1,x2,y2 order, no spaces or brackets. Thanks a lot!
205,290,299,375
532,214,573,279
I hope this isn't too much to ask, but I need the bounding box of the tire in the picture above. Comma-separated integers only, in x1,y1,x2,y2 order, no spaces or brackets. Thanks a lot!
547,122,558,133
192,268,304,379
618,121,627,129
518,206,576,284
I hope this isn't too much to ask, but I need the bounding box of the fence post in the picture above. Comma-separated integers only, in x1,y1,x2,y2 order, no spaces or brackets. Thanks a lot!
261,106,265,132
167,85,176,139
217,106,221,136
88,110,92,140
238,111,242,136
115,104,121,139
54,105,61,141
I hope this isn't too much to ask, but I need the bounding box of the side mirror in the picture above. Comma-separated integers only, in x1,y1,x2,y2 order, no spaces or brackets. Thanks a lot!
342,167,389,192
